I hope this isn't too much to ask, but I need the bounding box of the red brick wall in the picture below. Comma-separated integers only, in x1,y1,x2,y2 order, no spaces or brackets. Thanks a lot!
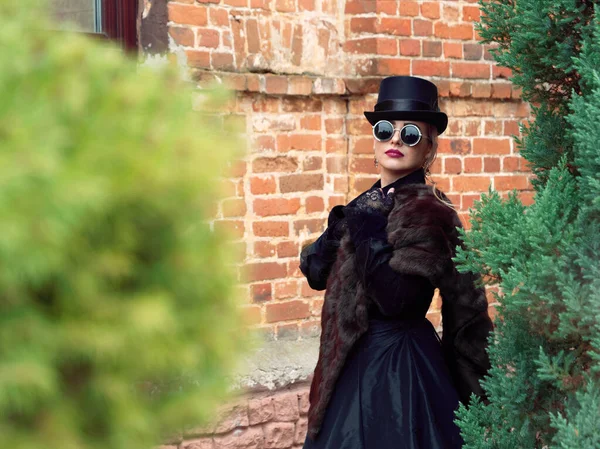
165,0,531,336
156,0,532,446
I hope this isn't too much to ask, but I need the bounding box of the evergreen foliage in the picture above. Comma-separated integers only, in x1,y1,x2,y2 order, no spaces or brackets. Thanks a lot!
454,1,600,447
477,0,597,186
0,2,248,449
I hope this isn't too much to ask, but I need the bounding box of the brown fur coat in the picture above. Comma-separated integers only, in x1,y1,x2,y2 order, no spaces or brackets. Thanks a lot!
306,183,493,440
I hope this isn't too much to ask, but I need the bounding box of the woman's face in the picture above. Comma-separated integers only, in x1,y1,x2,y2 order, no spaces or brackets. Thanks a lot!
373,119,433,179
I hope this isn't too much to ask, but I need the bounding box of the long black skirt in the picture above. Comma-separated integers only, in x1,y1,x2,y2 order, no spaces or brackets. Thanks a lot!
303,317,464,449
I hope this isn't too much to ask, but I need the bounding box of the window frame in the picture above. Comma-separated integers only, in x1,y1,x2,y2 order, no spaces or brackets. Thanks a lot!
102,0,138,51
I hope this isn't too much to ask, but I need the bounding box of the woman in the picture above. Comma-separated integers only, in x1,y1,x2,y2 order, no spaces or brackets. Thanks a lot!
300,76,493,449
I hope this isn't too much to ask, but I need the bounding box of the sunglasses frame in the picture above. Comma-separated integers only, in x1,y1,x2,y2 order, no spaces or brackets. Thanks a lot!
372,120,429,146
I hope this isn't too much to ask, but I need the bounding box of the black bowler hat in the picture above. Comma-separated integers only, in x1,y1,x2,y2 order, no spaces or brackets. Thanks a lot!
364,76,448,134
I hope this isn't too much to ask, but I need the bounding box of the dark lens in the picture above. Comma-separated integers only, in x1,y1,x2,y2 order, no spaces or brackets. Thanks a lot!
373,121,394,141
401,124,421,146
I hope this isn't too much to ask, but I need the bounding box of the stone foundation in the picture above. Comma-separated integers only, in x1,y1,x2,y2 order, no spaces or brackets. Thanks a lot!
164,382,311,449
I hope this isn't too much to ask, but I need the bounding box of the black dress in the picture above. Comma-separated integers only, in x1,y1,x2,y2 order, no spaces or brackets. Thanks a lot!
300,169,464,449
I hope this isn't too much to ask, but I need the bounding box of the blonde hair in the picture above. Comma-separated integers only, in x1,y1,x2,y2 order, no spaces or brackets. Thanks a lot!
423,123,455,210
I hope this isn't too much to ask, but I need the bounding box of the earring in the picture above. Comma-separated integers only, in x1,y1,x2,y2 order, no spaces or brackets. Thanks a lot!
374,157,379,168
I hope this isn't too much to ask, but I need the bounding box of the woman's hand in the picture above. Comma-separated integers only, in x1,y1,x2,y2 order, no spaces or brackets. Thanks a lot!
342,188,396,246
325,205,348,242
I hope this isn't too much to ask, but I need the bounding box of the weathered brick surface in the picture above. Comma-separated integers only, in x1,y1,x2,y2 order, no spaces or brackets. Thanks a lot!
214,403,250,434
181,440,214,449
175,386,311,449
294,418,308,445
213,427,264,449
159,9,532,441
272,393,301,421
166,0,512,82
209,86,528,332
263,423,295,449
248,397,275,425
297,391,310,415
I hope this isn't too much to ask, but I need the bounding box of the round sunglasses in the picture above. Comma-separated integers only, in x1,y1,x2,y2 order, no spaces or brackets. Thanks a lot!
372,120,430,146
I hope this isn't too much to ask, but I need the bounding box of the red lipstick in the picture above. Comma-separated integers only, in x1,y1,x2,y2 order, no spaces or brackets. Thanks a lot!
385,149,404,158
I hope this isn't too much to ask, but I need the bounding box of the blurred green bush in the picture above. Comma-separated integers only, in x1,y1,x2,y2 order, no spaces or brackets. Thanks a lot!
0,2,249,449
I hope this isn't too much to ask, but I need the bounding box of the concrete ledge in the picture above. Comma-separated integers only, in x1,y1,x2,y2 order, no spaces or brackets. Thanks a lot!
190,70,522,100
230,336,319,392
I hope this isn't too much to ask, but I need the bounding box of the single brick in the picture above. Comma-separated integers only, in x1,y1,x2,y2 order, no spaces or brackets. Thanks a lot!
277,241,298,258
349,17,377,33
169,26,194,46
254,241,277,258
211,52,234,70
197,28,219,48
444,157,462,174
250,176,277,195
252,157,298,173
442,4,460,21
244,261,288,281
452,62,491,79
483,157,501,173
464,157,483,173
280,174,324,193
254,198,301,217
274,280,298,299
186,50,210,68
377,58,411,76
463,5,481,22
453,175,492,192
472,83,492,98
251,283,272,302
423,40,442,57
421,2,440,19
493,65,513,79
494,175,531,191
265,301,310,323
413,60,450,77
399,1,419,16
413,19,433,36
252,222,290,238
248,397,275,425
305,196,324,213
443,42,463,59
274,395,300,422
168,3,208,26
463,43,483,60
473,138,511,155
377,18,412,36
400,39,421,56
